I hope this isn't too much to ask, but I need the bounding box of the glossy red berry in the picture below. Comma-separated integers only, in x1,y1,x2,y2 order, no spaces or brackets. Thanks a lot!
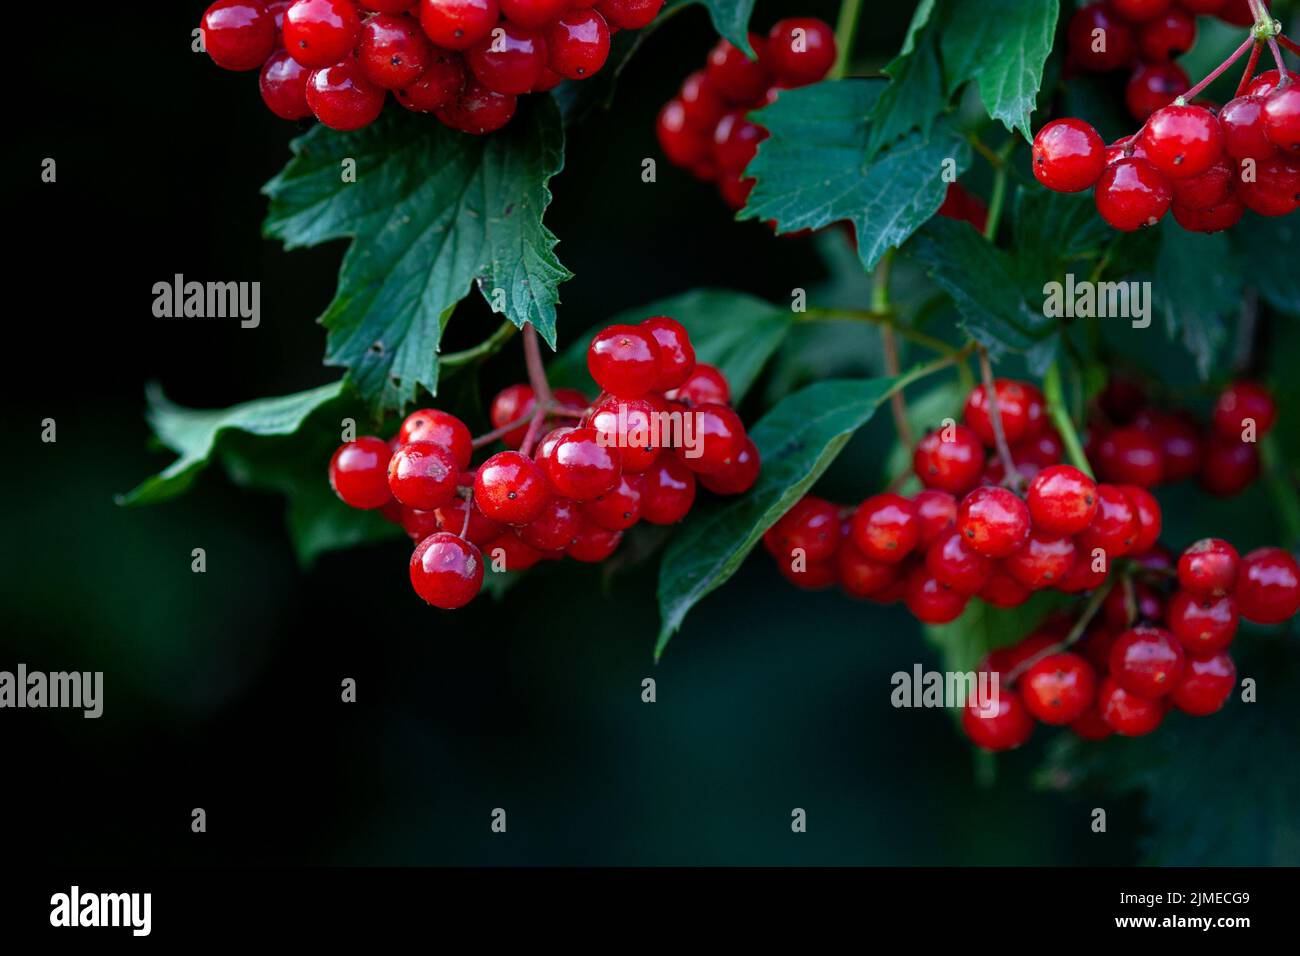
963,379,1044,446
904,565,968,624
705,36,769,104
357,13,432,89
1170,159,1232,210
387,440,459,510
1263,84,1300,153
1070,705,1115,740
1235,547,1300,624
1095,158,1172,230
1220,95,1277,162
544,427,622,500
851,493,920,564
566,517,623,562
979,565,1033,608
1236,155,1300,217
1005,530,1077,589
1077,483,1139,560
1178,537,1239,595
396,50,467,111
398,409,472,469
1032,119,1107,193
488,384,536,449
1246,69,1284,98
260,49,313,119
435,79,517,133
1021,652,1097,725
913,489,958,546
699,436,760,495
306,61,386,131
764,496,841,564
925,529,993,596
1168,590,1239,658
419,0,499,50
1199,437,1260,496
329,436,394,509
836,542,900,599
1097,426,1164,487
203,0,277,71
545,10,610,80
474,450,550,524
912,425,986,495
1137,7,1195,61
639,316,695,392
363,0,418,10
499,0,567,29
762,17,836,88
956,486,1031,559
410,532,483,608
712,111,767,176
1213,381,1277,439
582,473,644,532
1173,196,1246,233
657,99,710,167
640,455,696,524
1110,625,1184,698
1125,62,1188,121
962,692,1034,751
588,324,661,398
675,403,745,476
1068,3,1137,73
517,496,580,551
467,22,546,95
1142,105,1224,180
1171,652,1236,716
1027,464,1098,535
1098,676,1165,736
283,0,362,69
594,0,663,31
1119,484,1162,554
665,363,730,406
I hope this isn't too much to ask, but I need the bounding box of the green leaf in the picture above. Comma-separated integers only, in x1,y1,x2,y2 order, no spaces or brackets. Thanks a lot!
1235,215,1300,318
1155,221,1242,380
548,289,794,403
866,19,947,157
939,0,1059,139
742,80,972,272
263,99,570,413
655,375,903,658
672,0,757,54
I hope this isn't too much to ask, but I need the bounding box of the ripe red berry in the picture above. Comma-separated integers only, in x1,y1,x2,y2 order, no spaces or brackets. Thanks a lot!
962,692,1034,751
483,531,544,571
1110,625,1184,698
926,529,993,596
705,36,769,104
1235,547,1300,624
474,450,551,524
1096,425,1164,487
1263,84,1300,153
837,542,901,599
657,99,711,168
699,436,761,495
1246,68,1284,98
1171,652,1236,716
956,486,1031,558
1199,437,1260,496
764,496,841,564
517,496,580,552
913,489,958,546
712,111,768,176
467,22,546,95
1098,676,1165,736
203,0,277,71
1068,3,1137,73
329,436,394,509
582,472,645,532
640,455,696,524
1168,590,1239,658
363,0,418,10
1032,119,1107,193
419,0,500,51
588,324,661,398
851,494,920,563
639,316,696,392
665,363,730,406
1027,464,1098,535
566,517,623,562
545,10,610,80
283,0,362,69
488,384,536,448
1137,7,1196,61
306,61,386,131
1220,95,1278,162
1212,381,1277,439
1236,155,1300,217
1077,483,1139,560
1095,158,1172,230
435,79,517,133
1070,705,1115,740
396,50,467,111
1056,553,1109,594
676,403,745,476
410,532,483,609
544,427,622,500
1021,652,1097,725
1005,530,1077,589
979,565,1034,608
962,379,1044,446
1120,484,1162,554
1170,159,1233,210
499,0,567,29
260,49,313,119
1173,196,1246,233
762,18,836,88
398,409,473,469
1125,62,1188,121
1178,537,1239,595
1142,104,1224,180
387,440,459,510
913,425,986,495
904,565,969,624
357,12,432,90
594,0,663,31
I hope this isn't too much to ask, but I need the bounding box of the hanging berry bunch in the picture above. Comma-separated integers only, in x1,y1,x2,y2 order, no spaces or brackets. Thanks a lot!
200,0,663,133
327,320,759,609
1039,0,1299,232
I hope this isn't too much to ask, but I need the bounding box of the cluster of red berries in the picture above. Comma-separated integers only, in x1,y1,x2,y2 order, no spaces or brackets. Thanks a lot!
327,318,759,608
200,0,662,134
963,536,1300,750
1033,64,1299,232
1088,378,1278,496
1066,0,1267,122
655,18,837,211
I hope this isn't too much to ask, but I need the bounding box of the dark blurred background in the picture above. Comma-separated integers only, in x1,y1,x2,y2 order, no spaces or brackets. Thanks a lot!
0,0,1194,866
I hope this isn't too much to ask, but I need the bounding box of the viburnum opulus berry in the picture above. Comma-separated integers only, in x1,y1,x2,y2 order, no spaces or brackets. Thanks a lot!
1235,547,1300,624
1020,652,1097,725
387,440,459,510
410,532,483,609
203,0,277,71
329,436,394,509
474,450,551,524
283,0,363,69
957,486,1031,558
1032,119,1107,193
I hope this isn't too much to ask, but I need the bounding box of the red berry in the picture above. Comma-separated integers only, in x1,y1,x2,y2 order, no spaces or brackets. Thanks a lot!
387,440,458,510
588,324,661,397
962,692,1034,751
283,0,362,69
1235,547,1300,624
358,12,432,89
474,450,550,524
1236,155,1300,217
1056,553,1110,593
329,436,394,509
675,403,745,476
410,532,483,609
1137,6,1195,61
1032,119,1107,193
904,565,968,624
1142,104,1224,180
1178,537,1239,595
764,496,841,564
1218,0,1265,24
1070,705,1115,740
1168,590,1239,658
1068,3,1137,73
488,384,536,449
712,111,768,176
656,99,710,168
517,495,580,552
1021,652,1097,725
962,379,1044,446
956,486,1031,558
1171,652,1236,716
589,397,664,472
979,565,1033,608
1199,437,1260,496
1077,483,1139,561
566,518,623,562
640,455,696,524
926,529,993,596
435,79,517,133
1110,0,1171,22
837,542,901,599
306,61,386,130
665,363,730,406
260,49,313,119
399,409,472,469
1126,62,1189,122
419,0,499,51
484,532,544,571
1170,159,1232,210
1179,0,1225,12
762,17,836,88
913,425,986,495
1103,580,1165,630
1246,68,1284,99
1172,196,1245,233
594,0,663,31
1027,464,1098,535
396,49,467,111
363,0,417,10
639,316,696,392
203,0,277,71
433,496,502,545
1098,676,1165,736
1096,425,1164,487
705,36,769,104
499,0,567,30
543,427,621,500
851,493,920,563
678,69,727,133
699,436,760,495
1095,158,1172,230
1110,625,1184,698
582,472,645,531
467,22,546,95
913,489,958,546
1119,484,1162,554
545,10,610,80
1134,411,1202,482
1212,381,1277,439
1005,530,1077,589
1220,95,1278,162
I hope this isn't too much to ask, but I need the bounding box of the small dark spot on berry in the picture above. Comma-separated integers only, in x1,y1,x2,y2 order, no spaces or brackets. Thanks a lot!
391,56,402,66
508,492,517,500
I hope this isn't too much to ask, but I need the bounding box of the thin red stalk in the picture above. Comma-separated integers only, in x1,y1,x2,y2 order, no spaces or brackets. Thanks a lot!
1280,35,1300,57
1180,36,1256,103
1237,42,1264,96
1267,37,1291,78
472,414,532,449
977,347,1020,489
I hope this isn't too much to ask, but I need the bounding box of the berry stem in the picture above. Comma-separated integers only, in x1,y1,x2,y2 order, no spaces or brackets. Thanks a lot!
1178,36,1256,104
977,345,1021,488
1280,35,1300,57
981,139,1017,242
472,414,532,449
830,0,864,80
1043,361,1095,480
873,252,915,447
1237,42,1264,97
517,324,555,457
1004,578,1116,685
799,307,959,357
440,320,518,370
1267,37,1291,78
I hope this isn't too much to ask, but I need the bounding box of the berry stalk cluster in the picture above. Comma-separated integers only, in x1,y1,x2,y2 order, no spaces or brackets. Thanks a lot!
201,0,663,134
328,319,759,609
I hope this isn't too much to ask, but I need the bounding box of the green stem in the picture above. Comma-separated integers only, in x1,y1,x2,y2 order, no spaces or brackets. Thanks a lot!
440,320,518,369
830,0,864,80
1044,362,1094,479
982,140,1016,241
1005,578,1115,686
1262,435,1300,549
800,305,959,357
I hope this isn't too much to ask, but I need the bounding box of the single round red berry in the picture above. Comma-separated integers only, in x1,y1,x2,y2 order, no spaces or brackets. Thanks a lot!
913,425,986,495
358,12,432,90
306,61,386,131
1235,547,1300,624
1027,464,1098,535
1212,381,1277,439
1171,652,1236,716
398,408,472,469
904,565,969,624
1236,155,1300,217
665,363,730,407
1170,158,1232,211
1178,537,1239,595
1142,104,1224,180
467,22,546,95
484,531,544,571
1137,6,1195,61
1021,652,1097,725
1096,425,1164,487
1076,483,1139,560
1176,195,1247,233
387,440,458,510
545,10,610,80
283,0,362,69
1056,554,1109,594
640,455,696,524
705,36,769,104
1098,676,1165,736
699,436,760,495
1198,437,1260,496
1120,484,1162,554
1095,158,1172,230
1032,119,1107,193
851,493,920,564
1263,84,1300,153
656,99,711,168
836,542,900,599
396,50,467,111
589,397,664,473
678,69,727,134
588,324,661,398
1168,590,1239,658
1005,529,1077,589
764,496,841,564
474,450,551,524
956,486,1031,558
260,49,313,119
1110,625,1184,698
1068,3,1137,73
712,111,768,176
962,379,1045,446
419,0,499,51
913,489,958,546
639,316,695,392
1070,705,1115,740
762,17,836,88
962,691,1034,751
582,472,645,532
499,0,567,29
544,426,622,500
594,0,663,31
488,383,536,449
675,403,745,476
203,0,277,72
979,565,1033,608
517,495,580,551
566,517,623,562
925,529,993,596
1246,68,1283,98
410,532,483,609
435,79,517,133
329,436,394,509
1125,62,1188,121
1220,95,1278,162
